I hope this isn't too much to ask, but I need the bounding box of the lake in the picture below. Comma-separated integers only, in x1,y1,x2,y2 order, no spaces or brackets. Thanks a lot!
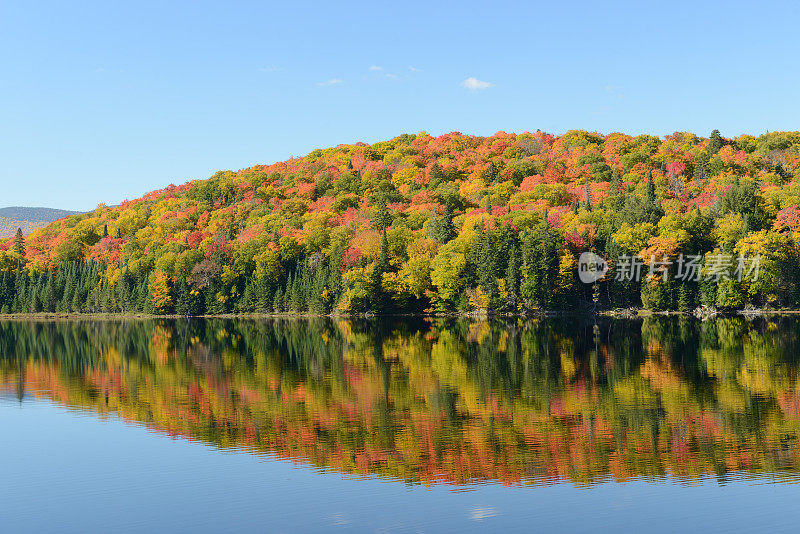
3,316,800,532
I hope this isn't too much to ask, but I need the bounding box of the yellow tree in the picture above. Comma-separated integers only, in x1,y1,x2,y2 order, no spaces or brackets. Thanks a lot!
149,271,173,314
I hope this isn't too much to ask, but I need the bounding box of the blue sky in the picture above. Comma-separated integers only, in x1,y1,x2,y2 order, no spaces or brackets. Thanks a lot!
1,0,799,211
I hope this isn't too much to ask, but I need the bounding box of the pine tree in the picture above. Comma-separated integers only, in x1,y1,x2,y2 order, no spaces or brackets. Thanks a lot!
520,215,560,310
645,170,656,204
273,287,284,312
42,270,55,312
239,276,258,313
325,252,343,308
290,270,306,312
432,204,456,244
583,181,592,211
428,162,445,189
708,129,724,155
13,228,25,266
505,243,521,309
677,284,692,312
609,168,622,196
174,278,192,316
372,195,390,232
0,272,9,312
473,224,499,309
484,162,498,185
256,275,272,312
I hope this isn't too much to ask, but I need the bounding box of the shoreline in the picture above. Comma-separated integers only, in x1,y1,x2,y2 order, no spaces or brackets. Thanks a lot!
1,308,800,321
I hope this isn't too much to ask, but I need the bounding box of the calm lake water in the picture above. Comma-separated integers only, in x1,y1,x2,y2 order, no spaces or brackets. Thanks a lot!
3,316,800,532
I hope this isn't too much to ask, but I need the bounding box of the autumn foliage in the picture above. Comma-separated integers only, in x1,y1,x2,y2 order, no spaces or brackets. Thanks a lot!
1,129,800,314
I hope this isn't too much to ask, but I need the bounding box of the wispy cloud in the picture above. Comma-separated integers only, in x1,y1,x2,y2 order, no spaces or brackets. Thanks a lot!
461,77,494,90
369,65,383,71
318,78,343,86
409,66,420,72
259,65,281,72
385,73,398,79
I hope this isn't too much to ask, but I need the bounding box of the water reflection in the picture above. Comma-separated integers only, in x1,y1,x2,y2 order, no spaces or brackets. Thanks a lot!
2,316,800,487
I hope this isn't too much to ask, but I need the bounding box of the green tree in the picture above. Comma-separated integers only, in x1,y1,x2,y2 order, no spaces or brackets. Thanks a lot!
583,181,592,211
645,170,656,204
708,129,724,155
13,228,25,264
371,227,390,312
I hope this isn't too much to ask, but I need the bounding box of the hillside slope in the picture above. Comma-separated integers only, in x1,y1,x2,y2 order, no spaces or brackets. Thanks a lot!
0,207,79,238
1,129,799,315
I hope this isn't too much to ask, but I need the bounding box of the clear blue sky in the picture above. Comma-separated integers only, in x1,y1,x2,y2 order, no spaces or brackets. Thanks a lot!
1,0,798,211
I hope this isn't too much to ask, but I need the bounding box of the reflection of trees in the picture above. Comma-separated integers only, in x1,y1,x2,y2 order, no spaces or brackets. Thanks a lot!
2,317,800,486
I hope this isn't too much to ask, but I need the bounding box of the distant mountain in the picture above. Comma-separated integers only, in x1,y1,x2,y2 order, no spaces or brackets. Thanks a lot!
0,207,79,238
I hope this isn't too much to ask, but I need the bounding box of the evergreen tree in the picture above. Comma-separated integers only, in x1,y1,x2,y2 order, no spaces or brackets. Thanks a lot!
428,162,446,189
432,204,456,244
583,181,592,211
505,243,521,310
238,276,258,313
708,129,724,155
609,168,622,196
42,270,55,312
484,162,498,185
645,170,656,204
698,157,708,179
174,278,194,316
256,275,272,312
520,216,560,310
13,228,25,266
272,286,284,312
472,224,499,309
677,284,692,312
372,196,391,232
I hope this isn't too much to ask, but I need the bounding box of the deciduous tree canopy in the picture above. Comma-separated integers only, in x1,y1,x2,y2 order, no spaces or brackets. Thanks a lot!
1,129,800,314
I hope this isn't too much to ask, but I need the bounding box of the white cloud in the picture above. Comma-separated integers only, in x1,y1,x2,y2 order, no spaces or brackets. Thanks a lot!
385,73,398,79
461,77,494,90
318,78,343,86
409,66,420,72
369,65,383,71
259,65,281,72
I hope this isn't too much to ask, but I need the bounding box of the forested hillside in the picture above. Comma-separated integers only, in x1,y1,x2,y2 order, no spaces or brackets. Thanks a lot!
0,130,799,315
0,207,79,238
